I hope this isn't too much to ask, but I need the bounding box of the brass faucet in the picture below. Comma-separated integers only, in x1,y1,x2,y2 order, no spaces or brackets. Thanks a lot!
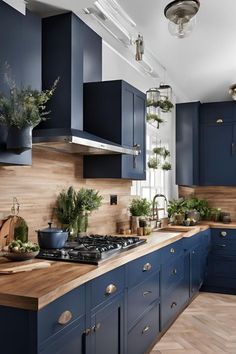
152,194,168,228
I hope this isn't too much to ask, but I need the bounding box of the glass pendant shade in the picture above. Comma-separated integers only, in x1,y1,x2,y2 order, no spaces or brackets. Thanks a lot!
168,16,196,38
164,0,200,39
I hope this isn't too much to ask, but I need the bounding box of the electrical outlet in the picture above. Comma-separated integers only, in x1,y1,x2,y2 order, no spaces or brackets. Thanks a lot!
110,195,117,205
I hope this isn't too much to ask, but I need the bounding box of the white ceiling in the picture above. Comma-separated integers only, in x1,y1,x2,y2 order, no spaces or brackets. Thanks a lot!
28,0,236,102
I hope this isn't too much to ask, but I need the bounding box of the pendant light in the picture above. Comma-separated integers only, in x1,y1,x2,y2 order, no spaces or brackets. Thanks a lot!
164,0,200,39
229,84,236,101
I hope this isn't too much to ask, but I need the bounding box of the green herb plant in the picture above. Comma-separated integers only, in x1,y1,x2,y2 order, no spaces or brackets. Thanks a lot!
129,198,151,217
0,64,59,129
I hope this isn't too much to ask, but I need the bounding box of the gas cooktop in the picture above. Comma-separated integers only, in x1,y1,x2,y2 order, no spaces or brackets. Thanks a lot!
37,235,146,265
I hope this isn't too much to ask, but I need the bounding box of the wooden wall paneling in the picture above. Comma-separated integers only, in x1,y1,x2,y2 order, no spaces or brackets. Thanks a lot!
0,147,132,242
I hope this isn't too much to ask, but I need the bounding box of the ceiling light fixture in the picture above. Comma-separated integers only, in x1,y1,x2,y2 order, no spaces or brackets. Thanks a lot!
135,34,144,61
229,84,236,101
164,0,200,39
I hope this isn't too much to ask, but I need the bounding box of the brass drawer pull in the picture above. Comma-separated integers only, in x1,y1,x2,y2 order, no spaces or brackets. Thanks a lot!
172,269,177,275
171,302,177,309
143,290,152,296
143,263,152,271
170,248,175,253
58,310,73,325
221,231,227,237
142,325,150,334
216,118,223,124
105,284,117,295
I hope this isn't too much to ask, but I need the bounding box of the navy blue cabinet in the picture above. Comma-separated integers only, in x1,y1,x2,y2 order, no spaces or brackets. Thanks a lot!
176,102,200,186
83,80,146,180
0,1,41,165
203,228,236,294
176,100,236,186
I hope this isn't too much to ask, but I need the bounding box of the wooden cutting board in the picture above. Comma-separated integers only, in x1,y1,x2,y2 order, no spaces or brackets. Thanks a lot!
0,261,51,274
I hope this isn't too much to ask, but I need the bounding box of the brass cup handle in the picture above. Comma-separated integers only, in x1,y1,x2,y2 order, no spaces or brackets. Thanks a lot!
221,231,227,237
142,325,150,334
58,310,73,325
170,248,175,253
143,263,152,271
105,284,117,296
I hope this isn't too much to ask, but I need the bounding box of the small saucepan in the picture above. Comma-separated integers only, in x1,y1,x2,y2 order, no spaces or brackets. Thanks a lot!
36,222,68,249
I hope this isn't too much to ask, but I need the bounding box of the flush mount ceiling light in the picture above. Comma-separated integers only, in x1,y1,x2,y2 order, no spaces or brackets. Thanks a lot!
164,0,200,39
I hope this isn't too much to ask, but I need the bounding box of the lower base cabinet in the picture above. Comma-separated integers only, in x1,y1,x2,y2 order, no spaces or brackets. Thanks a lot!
127,302,159,354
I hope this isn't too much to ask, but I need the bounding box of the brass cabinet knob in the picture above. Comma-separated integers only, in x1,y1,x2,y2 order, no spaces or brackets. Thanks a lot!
142,325,150,334
58,310,73,325
171,302,177,309
92,323,101,332
172,269,177,275
221,231,227,237
105,284,117,295
170,248,175,253
143,263,152,271
216,118,223,124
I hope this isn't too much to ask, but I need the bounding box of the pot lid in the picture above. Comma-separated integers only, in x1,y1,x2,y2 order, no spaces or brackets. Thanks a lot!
40,222,64,233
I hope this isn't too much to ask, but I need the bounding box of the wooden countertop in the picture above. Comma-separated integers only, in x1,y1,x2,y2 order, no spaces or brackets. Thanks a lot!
0,221,234,311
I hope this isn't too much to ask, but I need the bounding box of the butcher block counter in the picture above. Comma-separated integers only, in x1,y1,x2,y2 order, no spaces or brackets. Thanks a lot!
0,222,232,311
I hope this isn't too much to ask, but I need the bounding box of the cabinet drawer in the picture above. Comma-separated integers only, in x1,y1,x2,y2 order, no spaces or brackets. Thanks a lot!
160,280,186,331
128,303,159,354
211,229,236,244
39,316,85,354
161,240,183,263
91,266,125,308
211,242,236,256
126,251,160,288
127,272,159,329
161,256,185,295
207,255,236,278
38,286,85,344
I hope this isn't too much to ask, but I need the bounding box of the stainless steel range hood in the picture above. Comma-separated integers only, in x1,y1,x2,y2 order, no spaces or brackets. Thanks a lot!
33,129,139,155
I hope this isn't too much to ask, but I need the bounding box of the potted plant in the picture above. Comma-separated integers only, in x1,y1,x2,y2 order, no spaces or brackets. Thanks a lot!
129,198,151,233
167,199,187,225
0,66,58,153
162,162,172,171
55,186,103,238
158,98,174,113
148,145,172,171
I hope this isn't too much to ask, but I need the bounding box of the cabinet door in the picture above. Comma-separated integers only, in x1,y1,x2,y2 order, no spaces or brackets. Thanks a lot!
176,102,200,186
200,122,235,185
90,296,124,354
122,84,146,180
190,244,202,296
39,317,85,354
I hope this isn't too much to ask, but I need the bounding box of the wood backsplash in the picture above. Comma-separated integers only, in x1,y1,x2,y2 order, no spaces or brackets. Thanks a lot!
0,147,131,242
179,186,236,220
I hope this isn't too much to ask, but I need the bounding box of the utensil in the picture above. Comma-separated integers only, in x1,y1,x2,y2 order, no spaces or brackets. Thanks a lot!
36,222,68,249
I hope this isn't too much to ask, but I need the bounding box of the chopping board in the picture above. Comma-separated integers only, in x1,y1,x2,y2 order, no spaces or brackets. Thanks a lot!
0,261,51,274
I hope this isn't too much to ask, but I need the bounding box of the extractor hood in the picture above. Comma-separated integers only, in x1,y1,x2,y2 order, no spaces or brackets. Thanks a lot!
33,12,138,157
33,128,138,155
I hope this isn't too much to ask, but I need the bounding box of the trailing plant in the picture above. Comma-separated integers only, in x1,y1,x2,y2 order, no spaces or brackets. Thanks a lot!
129,198,151,217
147,157,159,169
153,146,170,159
0,64,59,129
158,99,174,113
146,99,159,108
146,113,164,124
161,162,172,171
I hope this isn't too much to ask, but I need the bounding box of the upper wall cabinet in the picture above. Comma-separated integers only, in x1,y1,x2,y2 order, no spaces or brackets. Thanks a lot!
200,102,236,186
176,101,236,186
83,80,146,180
176,102,200,186
0,2,41,165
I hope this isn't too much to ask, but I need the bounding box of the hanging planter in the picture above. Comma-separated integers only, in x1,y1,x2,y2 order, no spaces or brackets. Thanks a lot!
162,161,172,171
0,64,59,153
158,98,174,113
148,143,172,171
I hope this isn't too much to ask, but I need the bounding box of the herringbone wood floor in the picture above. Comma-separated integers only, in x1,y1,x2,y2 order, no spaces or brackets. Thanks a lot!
151,293,236,354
